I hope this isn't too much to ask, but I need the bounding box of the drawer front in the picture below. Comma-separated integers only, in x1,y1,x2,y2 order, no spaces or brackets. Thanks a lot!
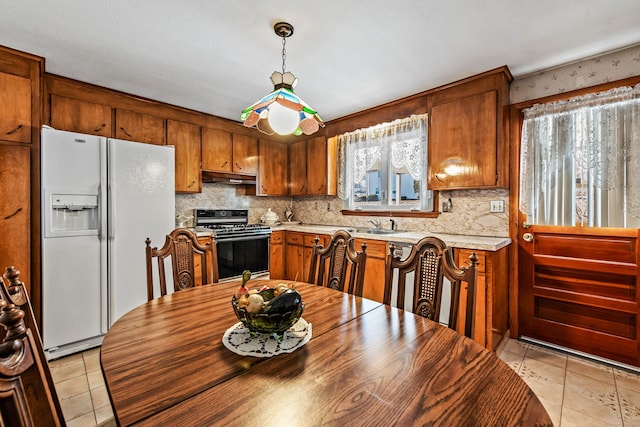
286,231,303,245
354,239,387,259
303,233,327,247
270,231,284,244
458,249,486,273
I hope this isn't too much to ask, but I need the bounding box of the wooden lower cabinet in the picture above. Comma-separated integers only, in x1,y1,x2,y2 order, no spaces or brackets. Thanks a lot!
457,246,508,351
282,232,328,282
194,235,213,286
269,231,285,280
354,238,387,302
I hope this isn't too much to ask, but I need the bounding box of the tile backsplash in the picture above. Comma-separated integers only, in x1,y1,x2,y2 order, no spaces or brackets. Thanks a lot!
176,184,509,237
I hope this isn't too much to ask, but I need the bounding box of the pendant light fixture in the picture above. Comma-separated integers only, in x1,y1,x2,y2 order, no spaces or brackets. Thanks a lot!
241,22,324,136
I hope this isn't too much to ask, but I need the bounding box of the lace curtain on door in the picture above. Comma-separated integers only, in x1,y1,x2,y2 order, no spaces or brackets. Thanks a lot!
520,84,640,227
337,114,427,200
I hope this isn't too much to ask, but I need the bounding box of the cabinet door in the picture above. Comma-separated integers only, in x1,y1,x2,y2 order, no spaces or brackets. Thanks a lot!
257,139,288,196
353,239,387,302
269,231,285,280
168,119,201,193
115,109,165,145
232,134,258,175
50,95,112,137
306,136,327,195
284,243,304,281
0,145,30,291
288,140,307,195
429,91,497,189
0,72,31,143
201,127,232,172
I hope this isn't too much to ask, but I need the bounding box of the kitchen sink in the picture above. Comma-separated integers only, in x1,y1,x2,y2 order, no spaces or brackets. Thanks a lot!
349,228,404,235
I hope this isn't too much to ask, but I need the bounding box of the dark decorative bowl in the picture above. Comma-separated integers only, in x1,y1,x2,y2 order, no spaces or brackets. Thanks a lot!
231,288,304,337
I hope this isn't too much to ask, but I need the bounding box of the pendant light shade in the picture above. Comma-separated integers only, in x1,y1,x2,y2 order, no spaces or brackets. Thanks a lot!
241,22,324,136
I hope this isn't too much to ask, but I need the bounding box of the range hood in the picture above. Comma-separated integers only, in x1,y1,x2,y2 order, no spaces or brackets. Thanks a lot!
201,171,257,185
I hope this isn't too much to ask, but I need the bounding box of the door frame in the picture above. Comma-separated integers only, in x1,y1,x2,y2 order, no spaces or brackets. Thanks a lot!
508,74,640,339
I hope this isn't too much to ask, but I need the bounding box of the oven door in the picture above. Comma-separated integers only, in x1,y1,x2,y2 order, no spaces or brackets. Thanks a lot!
216,234,270,280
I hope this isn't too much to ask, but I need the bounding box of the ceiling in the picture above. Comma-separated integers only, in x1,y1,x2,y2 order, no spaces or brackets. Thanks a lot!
2,1,640,123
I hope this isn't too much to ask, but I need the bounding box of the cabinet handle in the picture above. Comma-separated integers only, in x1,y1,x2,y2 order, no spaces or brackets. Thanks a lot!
3,207,22,220
119,127,132,137
6,124,22,135
435,173,446,182
188,180,196,188
94,123,106,132
220,161,228,168
235,162,242,170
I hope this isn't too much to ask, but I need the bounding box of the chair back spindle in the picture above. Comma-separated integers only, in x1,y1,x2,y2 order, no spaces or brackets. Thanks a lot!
145,229,219,301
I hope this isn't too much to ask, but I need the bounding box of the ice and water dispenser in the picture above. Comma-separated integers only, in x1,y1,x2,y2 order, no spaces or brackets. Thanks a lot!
45,193,99,237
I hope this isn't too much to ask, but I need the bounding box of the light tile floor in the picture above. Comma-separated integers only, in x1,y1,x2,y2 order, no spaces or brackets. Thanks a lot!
499,338,640,427
49,340,640,426
48,347,116,427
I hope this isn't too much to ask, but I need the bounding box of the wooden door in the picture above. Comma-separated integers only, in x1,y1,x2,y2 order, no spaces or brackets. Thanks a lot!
50,95,112,137
429,91,497,189
167,120,201,193
518,224,640,366
115,109,165,145
0,145,30,291
306,136,327,195
201,127,232,172
288,140,306,195
232,134,258,175
0,72,31,143
257,139,287,196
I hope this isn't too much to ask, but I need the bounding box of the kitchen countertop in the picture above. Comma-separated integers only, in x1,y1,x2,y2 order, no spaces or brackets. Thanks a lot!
270,223,511,252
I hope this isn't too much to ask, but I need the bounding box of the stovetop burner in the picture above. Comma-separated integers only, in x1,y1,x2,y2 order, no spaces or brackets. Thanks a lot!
194,209,271,239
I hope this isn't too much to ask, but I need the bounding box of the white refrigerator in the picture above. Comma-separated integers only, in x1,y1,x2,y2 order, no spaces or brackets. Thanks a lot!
41,126,175,359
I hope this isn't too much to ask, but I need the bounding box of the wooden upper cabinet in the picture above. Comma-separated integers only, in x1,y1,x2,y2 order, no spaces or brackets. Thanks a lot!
428,68,511,190
167,119,201,193
50,95,112,137
429,91,497,188
257,139,288,196
115,109,165,145
288,140,307,195
0,72,31,143
201,127,232,172
232,134,258,175
306,136,330,195
201,129,258,175
288,136,336,196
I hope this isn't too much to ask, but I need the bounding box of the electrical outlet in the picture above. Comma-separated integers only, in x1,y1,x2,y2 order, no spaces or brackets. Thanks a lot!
490,200,504,213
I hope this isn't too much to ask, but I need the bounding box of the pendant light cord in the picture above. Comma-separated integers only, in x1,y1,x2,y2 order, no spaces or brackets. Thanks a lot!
281,35,287,74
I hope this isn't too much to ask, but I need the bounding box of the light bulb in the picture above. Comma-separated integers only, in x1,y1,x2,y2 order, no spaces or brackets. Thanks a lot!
267,102,300,135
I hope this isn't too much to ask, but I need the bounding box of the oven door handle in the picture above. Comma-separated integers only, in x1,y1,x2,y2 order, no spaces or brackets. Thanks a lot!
216,234,271,243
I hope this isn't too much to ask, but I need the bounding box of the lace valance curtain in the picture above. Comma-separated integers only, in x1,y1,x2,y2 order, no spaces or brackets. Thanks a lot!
337,114,427,200
520,84,640,227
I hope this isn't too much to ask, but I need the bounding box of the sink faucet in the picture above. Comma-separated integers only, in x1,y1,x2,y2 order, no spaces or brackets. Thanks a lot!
368,219,382,229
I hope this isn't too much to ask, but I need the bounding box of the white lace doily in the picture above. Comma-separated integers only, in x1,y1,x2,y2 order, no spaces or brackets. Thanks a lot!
222,318,312,357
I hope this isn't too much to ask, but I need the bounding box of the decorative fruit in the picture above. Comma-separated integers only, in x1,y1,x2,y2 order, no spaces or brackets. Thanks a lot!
246,293,264,314
262,289,302,315
235,270,252,298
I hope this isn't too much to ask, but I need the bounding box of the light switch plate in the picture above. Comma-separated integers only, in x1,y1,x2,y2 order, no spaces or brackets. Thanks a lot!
490,200,504,213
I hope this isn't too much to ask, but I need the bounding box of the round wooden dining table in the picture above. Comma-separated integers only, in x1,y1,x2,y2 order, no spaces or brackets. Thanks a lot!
100,279,552,426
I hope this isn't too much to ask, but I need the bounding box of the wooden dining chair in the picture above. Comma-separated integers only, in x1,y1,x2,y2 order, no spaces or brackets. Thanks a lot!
384,236,478,338
145,228,219,301
307,230,367,296
0,266,66,426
